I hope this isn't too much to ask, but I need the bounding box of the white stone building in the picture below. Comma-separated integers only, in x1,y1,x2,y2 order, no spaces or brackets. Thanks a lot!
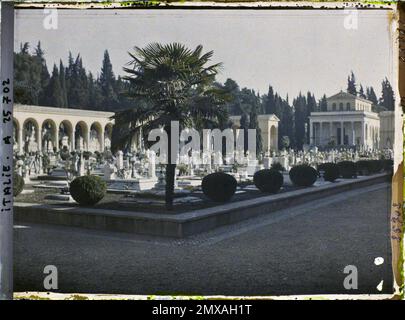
379,111,395,149
309,91,381,150
229,114,280,153
13,104,114,154
13,104,280,154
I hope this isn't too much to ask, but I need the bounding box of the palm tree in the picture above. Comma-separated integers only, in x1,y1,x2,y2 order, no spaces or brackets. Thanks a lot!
112,43,229,210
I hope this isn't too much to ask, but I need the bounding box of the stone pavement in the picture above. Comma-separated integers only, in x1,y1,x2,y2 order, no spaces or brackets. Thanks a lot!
14,183,392,296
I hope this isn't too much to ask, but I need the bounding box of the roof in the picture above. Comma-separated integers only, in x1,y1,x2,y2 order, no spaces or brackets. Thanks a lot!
14,104,115,118
327,91,373,104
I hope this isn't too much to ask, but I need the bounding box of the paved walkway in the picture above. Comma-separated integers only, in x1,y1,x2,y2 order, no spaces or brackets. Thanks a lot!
14,183,393,296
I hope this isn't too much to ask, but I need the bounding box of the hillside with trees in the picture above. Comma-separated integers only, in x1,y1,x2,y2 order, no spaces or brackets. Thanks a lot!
14,42,395,151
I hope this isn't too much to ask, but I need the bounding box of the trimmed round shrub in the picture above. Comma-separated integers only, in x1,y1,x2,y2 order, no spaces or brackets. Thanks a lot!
253,169,284,193
337,161,357,179
69,175,107,206
355,160,371,176
202,172,237,202
356,160,384,175
289,165,318,187
368,160,383,173
382,159,394,173
318,163,340,182
13,172,25,197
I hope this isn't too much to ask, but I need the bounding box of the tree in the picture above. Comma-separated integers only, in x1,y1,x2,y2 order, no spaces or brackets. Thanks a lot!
112,43,228,210
263,85,276,114
100,50,118,109
366,86,378,105
67,54,89,108
88,72,103,110
249,104,263,155
221,78,242,115
14,43,42,105
319,94,327,112
380,78,395,111
43,64,64,107
293,93,308,149
358,84,366,99
347,71,357,95
34,41,50,104
59,60,68,107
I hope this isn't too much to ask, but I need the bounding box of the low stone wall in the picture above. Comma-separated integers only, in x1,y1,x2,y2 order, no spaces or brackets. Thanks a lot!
14,173,390,238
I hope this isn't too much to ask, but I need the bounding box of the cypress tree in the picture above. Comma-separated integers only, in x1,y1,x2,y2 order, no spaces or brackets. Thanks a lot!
380,78,395,111
44,64,64,107
366,86,378,105
100,50,118,110
59,60,68,107
347,71,357,95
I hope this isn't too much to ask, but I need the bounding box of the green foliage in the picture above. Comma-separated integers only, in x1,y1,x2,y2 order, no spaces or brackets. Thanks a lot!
177,164,188,176
82,151,92,160
337,161,357,179
382,159,394,173
112,43,228,209
347,71,357,95
380,77,395,111
60,147,71,161
253,169,284,193
318,162,339,182
355,160,371,175
13,172,25,197
271,162,285,172
69,175,107,206
289,164,318,187
202,172,237,202
356,160,384,176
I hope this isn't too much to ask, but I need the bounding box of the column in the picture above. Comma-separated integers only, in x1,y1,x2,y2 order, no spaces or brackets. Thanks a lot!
37,126,42,152
351,121,355,145
70,130,74,151
54,127,59,152
18,125,23,154
361,121,365,149
85,128,90,151
340,121,344,145
100,127,105,151
319,122,323,146
309,120,314,145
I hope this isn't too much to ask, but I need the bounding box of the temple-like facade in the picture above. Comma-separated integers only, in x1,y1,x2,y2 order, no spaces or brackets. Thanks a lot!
308,91,384,150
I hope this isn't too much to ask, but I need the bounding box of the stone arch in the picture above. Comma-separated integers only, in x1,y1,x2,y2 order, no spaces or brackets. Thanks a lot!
90,122,103,152
59,120,74,151
13,118,20,153
41,119,58,153
23,118,40,153
75,121,89,151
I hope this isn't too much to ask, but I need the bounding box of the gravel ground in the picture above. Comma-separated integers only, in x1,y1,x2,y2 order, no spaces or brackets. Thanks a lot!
14,183,392,296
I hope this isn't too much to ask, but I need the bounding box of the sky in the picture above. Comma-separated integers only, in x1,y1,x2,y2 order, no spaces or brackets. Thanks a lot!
14,9,394,100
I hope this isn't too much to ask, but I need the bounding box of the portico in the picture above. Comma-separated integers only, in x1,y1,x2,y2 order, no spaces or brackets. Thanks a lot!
309,92,380,150
13,104,115,154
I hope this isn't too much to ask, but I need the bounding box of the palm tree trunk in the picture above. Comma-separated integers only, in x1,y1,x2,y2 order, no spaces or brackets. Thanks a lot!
165,126,176,210
165,163,176,210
